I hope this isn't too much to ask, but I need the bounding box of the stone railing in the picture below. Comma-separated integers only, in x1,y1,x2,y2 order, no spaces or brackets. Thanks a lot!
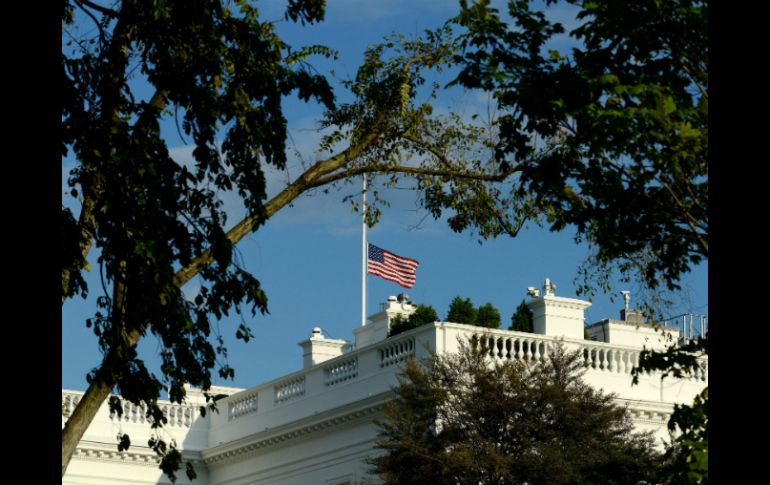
212,322,708,435
62,390,82,418
379,336,415,368
228,390,259,421
474,328,707,382
477,332,551,362
61,390,197,428
325,356,358,387
275,376,306,404
582,342,641,374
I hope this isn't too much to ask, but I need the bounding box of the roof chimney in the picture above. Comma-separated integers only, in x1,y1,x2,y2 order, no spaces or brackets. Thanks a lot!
526,278,591,340
298,327,351,369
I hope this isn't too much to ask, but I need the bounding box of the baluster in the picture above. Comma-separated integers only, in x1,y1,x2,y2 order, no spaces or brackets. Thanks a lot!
541,342,548,361
496,338,503,358
504,338,512,359
515,339,522,359
533,341,541,361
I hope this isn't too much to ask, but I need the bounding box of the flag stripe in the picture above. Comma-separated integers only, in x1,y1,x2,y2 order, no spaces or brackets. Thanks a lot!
367,243,419,289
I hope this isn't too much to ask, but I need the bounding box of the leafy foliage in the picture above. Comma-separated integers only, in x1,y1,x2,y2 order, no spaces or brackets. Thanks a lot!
509,299,534,332
445,296,501,328
371,341,662,484
446,296,477,324
449,4,709,479
389,304,439,337
62,9,518,478
633,337,708,484
475,302,501,328
62,0,334,480
450,0,707,292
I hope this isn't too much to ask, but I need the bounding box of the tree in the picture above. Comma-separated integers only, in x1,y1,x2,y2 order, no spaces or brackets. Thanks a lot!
445,296,477,324
475,302,501,328
389,304,439,337
444,0,707,293
445,296,501,328
62,2,516,480
509,299,533,333
633,339,708,484
447,2,708,481
370,341,662,484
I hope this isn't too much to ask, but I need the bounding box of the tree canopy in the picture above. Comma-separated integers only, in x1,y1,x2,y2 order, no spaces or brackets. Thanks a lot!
447,3,709,477
62,2,507,479
370,341,662,484
445,0,707,293
446,296,477,324
62,0,707,481
445,296,501,328
509,299,534,332
389,304,439,337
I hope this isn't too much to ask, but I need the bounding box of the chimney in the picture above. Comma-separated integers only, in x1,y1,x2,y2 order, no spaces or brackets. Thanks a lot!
620,308,645,325
298,327,351,369
354,295,417,348
526,278,591,340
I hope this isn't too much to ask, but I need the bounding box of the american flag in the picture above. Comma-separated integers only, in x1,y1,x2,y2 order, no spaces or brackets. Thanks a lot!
367,244,419,289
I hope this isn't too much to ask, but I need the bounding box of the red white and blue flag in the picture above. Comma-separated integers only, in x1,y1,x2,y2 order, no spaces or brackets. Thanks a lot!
367,244,419,289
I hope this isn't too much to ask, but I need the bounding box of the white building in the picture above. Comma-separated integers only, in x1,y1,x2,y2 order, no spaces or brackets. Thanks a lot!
62,281,708,485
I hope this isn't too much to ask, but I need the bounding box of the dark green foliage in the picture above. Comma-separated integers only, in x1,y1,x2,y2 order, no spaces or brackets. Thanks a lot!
389,304,438,337
450,0,707,292
450,4,709,477
634,337,708,484
657,387,707,484
371,342,662,484
62,0,334,480
509,299,534,333
475,302,501,328
446,296,477,324
445,296,501,328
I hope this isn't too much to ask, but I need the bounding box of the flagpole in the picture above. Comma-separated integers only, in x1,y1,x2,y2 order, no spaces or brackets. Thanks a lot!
361,173,367,327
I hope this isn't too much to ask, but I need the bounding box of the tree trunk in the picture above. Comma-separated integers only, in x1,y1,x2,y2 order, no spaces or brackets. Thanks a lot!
61,377,113,476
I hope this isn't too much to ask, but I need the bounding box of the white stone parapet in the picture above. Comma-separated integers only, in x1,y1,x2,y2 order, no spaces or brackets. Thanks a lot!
64,320,708,485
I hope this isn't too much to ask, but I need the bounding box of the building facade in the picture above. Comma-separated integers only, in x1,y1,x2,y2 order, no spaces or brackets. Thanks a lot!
62,282,708,484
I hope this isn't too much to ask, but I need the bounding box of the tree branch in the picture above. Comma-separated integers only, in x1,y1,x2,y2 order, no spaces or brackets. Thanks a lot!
308,164,508,190
74,0,119,17
173,117,387,287
658,177,708,256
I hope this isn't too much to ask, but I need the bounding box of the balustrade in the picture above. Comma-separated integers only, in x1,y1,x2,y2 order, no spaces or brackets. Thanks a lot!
325,357,358,386
275,376,306,404
228,391,258,421
379,337,415,368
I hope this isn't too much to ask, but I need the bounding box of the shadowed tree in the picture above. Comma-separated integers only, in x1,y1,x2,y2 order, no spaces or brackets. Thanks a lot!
475,302,501,328
509,299,534,333
62,0,706,481
61,1,523,479
447,2,708,480
389,304,439,337
446,296,477,324
371,341,662,484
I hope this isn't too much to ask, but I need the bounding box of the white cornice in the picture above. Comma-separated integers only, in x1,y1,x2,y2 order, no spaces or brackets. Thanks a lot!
616,398,674,425
202,392,391,466
71,440,202,467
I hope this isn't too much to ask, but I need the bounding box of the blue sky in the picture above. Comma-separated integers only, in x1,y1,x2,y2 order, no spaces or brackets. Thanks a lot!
62,0,707,391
